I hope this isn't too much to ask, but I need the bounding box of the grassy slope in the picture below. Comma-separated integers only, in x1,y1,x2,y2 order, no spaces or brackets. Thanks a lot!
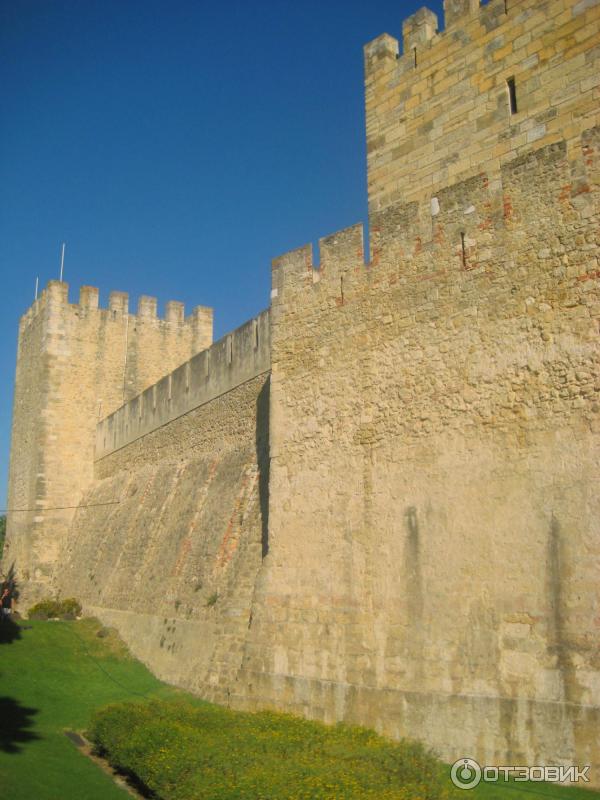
0,617,177,800
0,617,597,800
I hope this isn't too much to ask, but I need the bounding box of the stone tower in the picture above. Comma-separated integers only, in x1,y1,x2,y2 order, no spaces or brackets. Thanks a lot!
4,280,212,601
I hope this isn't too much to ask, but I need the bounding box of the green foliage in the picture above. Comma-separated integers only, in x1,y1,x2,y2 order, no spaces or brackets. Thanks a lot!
27,599,62,619
28,597,82,620
90,699,458,800
0,514,6,559
2,616,597,800
205,591,218,607
60,597,83,619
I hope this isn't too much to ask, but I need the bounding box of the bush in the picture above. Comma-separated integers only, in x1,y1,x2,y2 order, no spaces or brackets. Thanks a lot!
28,597,82,620
90,699,459,800
59,597,83,619
28,600,62,620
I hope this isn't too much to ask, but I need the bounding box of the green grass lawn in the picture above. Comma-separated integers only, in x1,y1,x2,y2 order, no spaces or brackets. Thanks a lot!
0,616,178,799
474,782,597,800
0,616,598,800
90,699,600,800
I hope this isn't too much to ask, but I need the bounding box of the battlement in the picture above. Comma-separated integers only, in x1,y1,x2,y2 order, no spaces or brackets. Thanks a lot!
271,223,366,299
271,123,599,302
269,0,599,304
363,0,559,72
20,279,213,337
5,3,600,783
363,0,516,84
364,0,600,211
95,309,270,460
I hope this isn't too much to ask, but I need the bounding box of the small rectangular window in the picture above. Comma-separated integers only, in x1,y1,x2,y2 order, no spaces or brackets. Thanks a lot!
507,77,517,114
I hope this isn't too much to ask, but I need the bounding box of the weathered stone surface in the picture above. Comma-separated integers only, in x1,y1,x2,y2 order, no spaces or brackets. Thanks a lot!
4,283,212,600
3,0,600,785
61,373,270,696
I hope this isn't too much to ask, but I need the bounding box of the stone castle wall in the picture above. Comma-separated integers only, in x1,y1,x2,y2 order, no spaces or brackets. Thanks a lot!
234,0,600,778
4,0,600,784
96,310,270,460
238,131,599,777
59,371,270,695
4,281,212,599
56,312,269,694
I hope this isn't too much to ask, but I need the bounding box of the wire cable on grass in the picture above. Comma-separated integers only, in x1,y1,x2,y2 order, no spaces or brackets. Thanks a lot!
59,621,153,700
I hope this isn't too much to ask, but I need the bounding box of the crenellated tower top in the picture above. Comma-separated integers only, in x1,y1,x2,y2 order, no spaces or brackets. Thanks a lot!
21,279,213,345
364,0,600,213
7,277,214,600
271,0,599,303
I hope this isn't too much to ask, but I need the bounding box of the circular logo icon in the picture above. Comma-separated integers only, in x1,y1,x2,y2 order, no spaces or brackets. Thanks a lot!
451,758,482,789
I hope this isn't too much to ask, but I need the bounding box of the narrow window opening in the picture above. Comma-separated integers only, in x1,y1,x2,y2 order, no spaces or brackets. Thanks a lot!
340,276,345,305
413,47,417,69
504,0,508,12
185,363,190,392
168,374,172,401
205,351,210,378
460,232,467,268
227,336,233,365
253,319,259,349
507,77,517,114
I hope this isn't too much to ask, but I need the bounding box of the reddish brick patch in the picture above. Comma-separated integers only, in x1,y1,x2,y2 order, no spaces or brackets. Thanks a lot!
576,270,600,283
558,184,572,202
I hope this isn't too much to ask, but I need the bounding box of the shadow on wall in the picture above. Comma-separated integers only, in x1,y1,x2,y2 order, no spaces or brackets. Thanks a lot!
547,513,576,703
256,378,270,558
404,507,424,621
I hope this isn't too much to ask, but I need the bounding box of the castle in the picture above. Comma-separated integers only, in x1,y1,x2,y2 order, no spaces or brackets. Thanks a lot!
4,0,600,782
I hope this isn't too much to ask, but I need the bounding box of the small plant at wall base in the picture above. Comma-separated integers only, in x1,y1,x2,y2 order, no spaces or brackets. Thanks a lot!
205,592,218,607
28,597,82,620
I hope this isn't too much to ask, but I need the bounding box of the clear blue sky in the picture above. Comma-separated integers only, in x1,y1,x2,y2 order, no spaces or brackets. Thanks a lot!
0,0,444,506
